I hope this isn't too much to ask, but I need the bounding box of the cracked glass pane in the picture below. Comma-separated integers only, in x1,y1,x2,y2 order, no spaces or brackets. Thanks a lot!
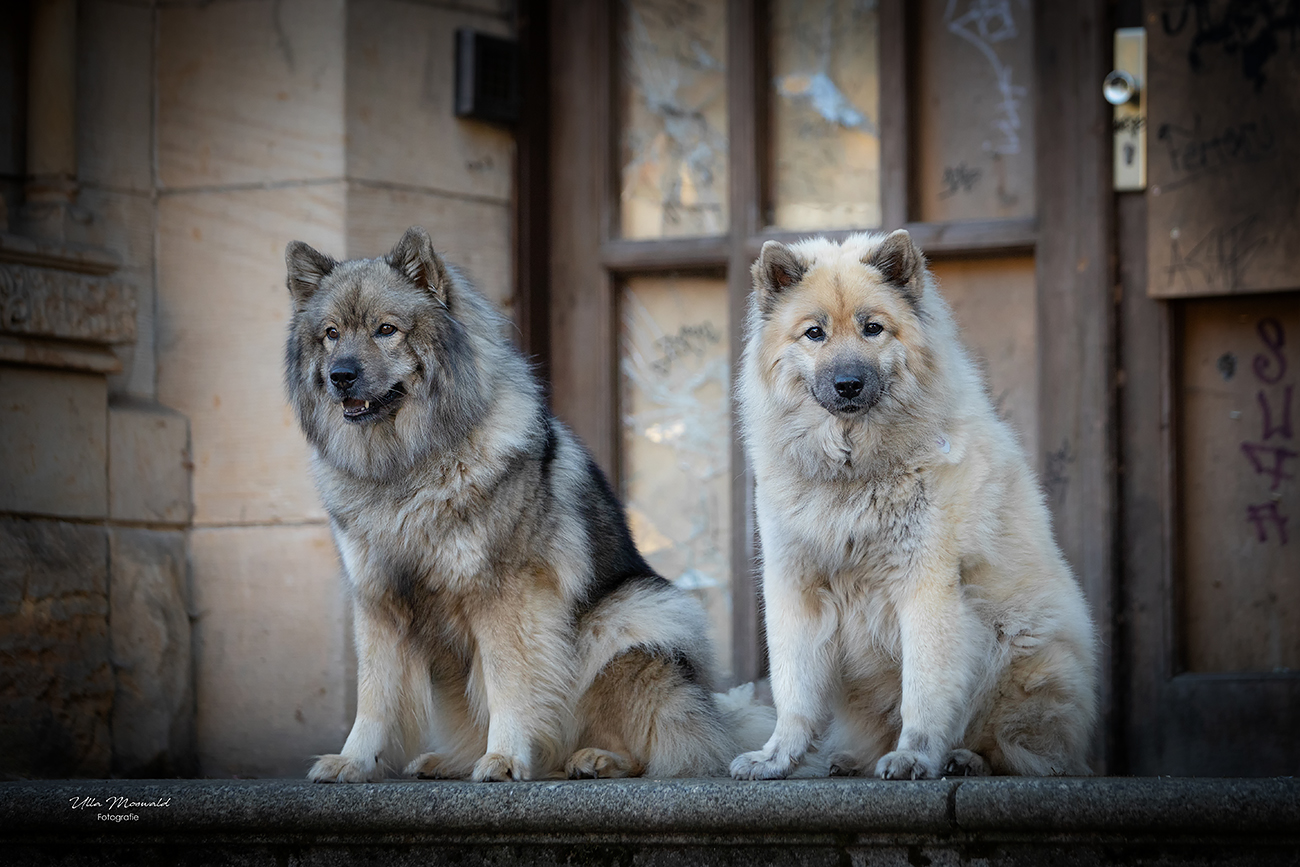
618,0,729,239
915,0,1035,221
769,0,882,231
620,275,733,678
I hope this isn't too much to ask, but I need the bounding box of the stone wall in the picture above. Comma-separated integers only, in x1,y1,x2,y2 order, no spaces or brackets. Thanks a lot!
1,0,513,780
152,0,516,778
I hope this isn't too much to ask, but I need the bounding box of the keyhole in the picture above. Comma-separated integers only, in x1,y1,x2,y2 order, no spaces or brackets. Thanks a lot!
1123,143,1135,166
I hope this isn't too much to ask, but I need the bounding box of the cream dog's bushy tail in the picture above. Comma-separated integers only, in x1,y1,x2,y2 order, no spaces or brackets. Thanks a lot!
716,682,777,753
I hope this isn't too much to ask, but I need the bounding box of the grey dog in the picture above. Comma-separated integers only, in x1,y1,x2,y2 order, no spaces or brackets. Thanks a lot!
284,226,772,782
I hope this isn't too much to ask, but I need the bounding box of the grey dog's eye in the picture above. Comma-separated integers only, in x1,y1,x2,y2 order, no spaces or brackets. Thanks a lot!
804,325,825,341
376,323,397,336
325,326,339,340
863,322,884,336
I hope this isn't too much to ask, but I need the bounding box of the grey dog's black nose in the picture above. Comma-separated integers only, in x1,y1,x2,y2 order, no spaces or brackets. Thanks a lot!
834,373,863,399
330,361,359,391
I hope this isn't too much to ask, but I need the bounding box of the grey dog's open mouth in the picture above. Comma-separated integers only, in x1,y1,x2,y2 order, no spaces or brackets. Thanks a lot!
341,384,406,423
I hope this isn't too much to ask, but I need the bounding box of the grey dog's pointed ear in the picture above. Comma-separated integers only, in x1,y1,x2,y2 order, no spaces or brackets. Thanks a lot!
865,229,924,305
285,241,336,308
752,240,807,314
387,226,452,303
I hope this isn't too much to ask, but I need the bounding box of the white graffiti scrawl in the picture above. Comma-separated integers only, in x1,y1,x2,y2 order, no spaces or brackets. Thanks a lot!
944,0,1028,156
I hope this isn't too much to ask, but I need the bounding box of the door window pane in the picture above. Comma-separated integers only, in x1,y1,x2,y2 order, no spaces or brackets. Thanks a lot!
620,275,732,678
769,0,882,230
915,0,1035,222
1180,294,1300,673
618,0,729,239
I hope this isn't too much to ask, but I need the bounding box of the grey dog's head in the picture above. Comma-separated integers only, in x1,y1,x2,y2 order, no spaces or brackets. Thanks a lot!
283,226,490,479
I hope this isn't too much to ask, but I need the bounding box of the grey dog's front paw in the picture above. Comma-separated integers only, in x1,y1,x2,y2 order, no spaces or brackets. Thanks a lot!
875,749,939,780
308,753,381,783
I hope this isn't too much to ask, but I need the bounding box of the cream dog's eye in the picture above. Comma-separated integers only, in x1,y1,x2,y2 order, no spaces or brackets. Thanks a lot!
804,325,825,341
863,322,884,336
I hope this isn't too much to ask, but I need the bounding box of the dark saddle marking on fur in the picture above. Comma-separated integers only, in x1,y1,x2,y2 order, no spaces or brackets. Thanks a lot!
574,455,663,617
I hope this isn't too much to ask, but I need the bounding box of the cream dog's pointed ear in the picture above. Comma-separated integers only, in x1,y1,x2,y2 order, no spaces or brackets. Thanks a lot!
387,226,453,305
865,230,924,306
285,241,336,309
752,241,807,314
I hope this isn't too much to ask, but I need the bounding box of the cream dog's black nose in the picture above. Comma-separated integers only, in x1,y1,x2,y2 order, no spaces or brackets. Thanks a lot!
834,373,864,399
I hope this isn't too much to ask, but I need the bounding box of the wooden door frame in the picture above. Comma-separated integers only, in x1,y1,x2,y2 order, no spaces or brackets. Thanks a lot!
1034,0,1119,772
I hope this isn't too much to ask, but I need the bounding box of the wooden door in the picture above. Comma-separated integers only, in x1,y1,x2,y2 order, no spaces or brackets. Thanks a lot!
538,0,1121,770
1120,0,1300,775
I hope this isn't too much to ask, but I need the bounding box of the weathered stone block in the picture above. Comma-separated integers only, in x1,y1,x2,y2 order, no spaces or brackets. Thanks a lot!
109,398,192,525
78,0,154,193
190,524,350,778
157,186,342,526
0,518,112,778
0,366,108,519
345,182,513,313
72,189,156,398
158,0,346,188
345,0,514,202
109,528,196,777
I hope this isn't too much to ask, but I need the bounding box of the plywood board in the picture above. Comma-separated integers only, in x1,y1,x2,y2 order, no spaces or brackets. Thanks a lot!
1180,293,1300,673
930,256,1039,462
1147,4,1300,298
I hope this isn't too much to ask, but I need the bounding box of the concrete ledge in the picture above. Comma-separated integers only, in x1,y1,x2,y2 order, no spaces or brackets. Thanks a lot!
2,777,1298,865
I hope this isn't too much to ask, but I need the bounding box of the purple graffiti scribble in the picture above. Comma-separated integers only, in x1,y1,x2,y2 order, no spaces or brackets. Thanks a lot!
1253,317,1287,384
1240,442,1297,490
1246,502,1290,545
1258,384,1294,440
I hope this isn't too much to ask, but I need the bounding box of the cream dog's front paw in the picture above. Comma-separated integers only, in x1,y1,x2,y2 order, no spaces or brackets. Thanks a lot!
471,751,532,782
308,753,382,783
730,748,795,780
875,749,939,780
942,748,991,777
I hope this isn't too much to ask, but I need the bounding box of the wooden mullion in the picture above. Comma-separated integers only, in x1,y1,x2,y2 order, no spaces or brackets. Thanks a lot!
878,0,911,230
548,0,616,474
600,236,730,273
728,0,763,685
748,217,1037,260
1034,0,1117,774
514,0,551,381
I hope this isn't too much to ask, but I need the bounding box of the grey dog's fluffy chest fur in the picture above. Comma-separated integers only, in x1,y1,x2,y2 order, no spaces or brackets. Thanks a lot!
320,449,544,591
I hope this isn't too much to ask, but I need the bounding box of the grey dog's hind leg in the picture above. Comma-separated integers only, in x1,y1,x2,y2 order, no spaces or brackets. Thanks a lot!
572,648,733,778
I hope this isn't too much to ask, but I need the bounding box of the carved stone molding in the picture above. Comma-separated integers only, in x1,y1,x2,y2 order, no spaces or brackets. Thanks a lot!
0,232,132,373
0,262,134,344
